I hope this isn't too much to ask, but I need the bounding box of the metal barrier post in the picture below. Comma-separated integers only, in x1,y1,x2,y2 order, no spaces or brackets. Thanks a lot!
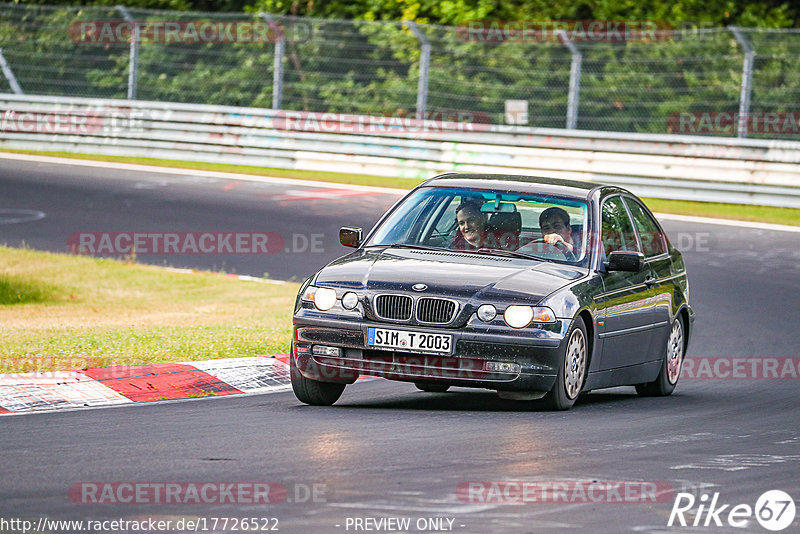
730,26,754,138
0,49,22,94
405,21,430,118
116,6,139,100
557,30,582,130
261,13,284,110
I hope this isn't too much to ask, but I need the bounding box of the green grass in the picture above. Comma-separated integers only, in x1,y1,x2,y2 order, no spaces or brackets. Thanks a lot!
0,276,62,305
0,246,298,374
3,148,798,226
641,198,800,226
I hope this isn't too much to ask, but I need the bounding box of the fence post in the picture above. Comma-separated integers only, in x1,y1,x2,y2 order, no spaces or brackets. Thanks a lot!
729,26,754,138
405,21,430,118
557,29,581,130
0,49,22,94
261,13,284,110
116,6,139,100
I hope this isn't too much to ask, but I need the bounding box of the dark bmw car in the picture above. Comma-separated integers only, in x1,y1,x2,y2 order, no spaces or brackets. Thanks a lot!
291,174,694,410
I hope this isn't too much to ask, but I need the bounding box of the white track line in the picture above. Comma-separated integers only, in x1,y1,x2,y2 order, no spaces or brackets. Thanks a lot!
2,151,798,232
0,152,408,194
652,212,800,233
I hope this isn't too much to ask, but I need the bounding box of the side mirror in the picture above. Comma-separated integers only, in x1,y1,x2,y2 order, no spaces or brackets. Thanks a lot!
339,227,363,248
605,251,644,272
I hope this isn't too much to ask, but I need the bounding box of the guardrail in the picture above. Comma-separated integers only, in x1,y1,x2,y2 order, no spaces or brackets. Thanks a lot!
1,94,799,207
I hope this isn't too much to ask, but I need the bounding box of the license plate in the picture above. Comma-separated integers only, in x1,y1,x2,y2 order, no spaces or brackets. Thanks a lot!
367,327,452,354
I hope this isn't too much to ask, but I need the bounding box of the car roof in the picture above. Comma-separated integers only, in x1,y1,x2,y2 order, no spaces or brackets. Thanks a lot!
421,173,606,200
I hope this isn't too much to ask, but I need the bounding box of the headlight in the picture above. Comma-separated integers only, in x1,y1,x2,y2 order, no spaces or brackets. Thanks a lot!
504,305,534,328
503,305,557,328
341,292,359,310
477,304,497,322
301,285,337,311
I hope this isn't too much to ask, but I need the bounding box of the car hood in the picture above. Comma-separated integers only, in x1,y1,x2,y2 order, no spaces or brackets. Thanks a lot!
313,248,587,303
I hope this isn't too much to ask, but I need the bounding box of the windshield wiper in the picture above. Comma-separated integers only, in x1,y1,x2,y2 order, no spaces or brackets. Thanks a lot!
368,243,452,253
369,243,555,262
468,248,543,261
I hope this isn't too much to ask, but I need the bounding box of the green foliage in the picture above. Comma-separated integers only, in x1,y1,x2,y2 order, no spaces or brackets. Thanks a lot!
1,2,799,138
252,0,798,28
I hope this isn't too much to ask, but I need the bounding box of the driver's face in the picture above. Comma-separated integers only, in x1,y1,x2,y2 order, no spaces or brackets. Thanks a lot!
457,208,486,247
540,216,571,242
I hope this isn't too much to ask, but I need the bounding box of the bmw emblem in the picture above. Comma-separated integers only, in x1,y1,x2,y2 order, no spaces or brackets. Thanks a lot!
412,283,428,292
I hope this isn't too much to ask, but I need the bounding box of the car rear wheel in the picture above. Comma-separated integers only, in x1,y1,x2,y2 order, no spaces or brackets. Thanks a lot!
636,315,685,397
290,350,346,406
540,316,587,411
415,382,450,393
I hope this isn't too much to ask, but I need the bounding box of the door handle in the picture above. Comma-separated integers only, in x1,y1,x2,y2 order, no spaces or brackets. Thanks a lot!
644,276,657,287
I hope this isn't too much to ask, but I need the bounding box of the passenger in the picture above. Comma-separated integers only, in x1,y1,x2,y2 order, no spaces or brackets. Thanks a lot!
451,199,487,250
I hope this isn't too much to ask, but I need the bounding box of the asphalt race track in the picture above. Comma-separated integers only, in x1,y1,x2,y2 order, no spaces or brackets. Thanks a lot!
2,157,799,533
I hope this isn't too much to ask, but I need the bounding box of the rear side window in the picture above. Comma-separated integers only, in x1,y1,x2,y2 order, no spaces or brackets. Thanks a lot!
601,196,638,257
624,198,667,257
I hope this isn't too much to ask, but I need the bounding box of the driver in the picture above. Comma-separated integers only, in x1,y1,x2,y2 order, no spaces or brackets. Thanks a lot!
539,207,578,256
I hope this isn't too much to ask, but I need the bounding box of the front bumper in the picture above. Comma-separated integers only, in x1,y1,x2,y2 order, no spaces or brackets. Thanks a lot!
292,314,571,392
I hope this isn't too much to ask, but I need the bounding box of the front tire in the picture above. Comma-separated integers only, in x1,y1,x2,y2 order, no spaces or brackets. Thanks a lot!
636,316,685,397
540,316,588,411
290,350,346,406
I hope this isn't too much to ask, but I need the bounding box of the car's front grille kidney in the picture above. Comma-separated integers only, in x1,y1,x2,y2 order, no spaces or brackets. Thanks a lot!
374,294,413,321
416,297,457,324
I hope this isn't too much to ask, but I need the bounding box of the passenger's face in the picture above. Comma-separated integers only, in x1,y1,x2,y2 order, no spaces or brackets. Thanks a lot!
540,216,571,243
457,208,486,247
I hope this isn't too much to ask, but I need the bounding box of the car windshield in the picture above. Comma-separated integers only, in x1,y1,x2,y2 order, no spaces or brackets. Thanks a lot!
366,187,589,263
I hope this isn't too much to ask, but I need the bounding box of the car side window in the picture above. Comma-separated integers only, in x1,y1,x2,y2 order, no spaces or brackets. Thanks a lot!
429,196,460,240
601,196,639,257
624,198,667,257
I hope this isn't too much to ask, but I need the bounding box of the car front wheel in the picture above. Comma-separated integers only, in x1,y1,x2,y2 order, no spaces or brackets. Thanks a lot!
540,316,587,411
636,316,685,397
290,350,346,406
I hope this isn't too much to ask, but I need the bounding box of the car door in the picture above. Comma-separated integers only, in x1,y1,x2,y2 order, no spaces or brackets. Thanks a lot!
596,195,657,370
623,196,673,363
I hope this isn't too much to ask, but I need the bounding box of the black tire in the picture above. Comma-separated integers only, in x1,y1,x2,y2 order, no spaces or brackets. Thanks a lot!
415,382,450,393
290,350,346,406
540,316,588,411
636,315,685,397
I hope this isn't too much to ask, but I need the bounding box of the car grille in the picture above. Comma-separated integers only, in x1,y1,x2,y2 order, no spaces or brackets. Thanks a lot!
374,294,413,321
416,297,458,324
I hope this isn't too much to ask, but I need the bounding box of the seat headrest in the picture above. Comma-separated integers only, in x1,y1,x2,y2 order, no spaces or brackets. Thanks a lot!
487,212,522,232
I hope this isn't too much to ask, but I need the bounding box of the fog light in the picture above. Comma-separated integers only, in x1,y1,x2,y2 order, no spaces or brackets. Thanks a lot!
477,304,497,322
341,292,359,310
504,305,534,328
484,361,521,373
312,345,342,357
